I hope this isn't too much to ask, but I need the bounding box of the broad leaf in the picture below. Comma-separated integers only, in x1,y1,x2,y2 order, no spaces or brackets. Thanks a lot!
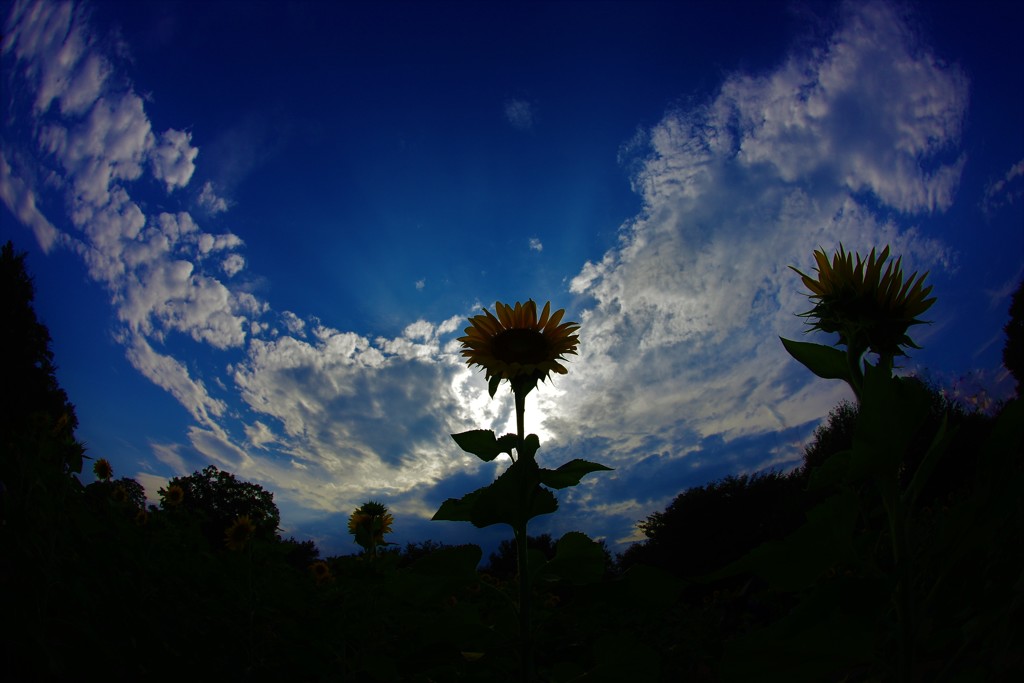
539,459,613,489
780,337,851,382
451,429,515,462
432,458,558,529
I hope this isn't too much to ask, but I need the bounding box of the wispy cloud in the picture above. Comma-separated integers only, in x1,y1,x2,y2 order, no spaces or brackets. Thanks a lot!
529,237,543,252
982,158,1024,215
197,180,230,215
504,98,535,131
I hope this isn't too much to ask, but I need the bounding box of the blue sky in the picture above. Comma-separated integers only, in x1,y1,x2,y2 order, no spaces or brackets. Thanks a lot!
2,0,1022,558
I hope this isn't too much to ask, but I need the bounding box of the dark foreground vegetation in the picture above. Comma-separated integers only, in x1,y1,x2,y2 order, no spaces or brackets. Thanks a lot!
3,239,1022,681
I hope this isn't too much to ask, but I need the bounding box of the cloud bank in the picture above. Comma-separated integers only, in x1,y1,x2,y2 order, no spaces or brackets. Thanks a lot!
1,0,969,552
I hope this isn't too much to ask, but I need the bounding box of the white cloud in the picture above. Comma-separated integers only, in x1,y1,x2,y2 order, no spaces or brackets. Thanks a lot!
529,237,543,252
221,254,245,277
123,333,226,428
3,0,106,116
0,151,61,251
198,180,230,214
150,128,198,191
983,158,1024,214
553,0,967,470
504,98,535,131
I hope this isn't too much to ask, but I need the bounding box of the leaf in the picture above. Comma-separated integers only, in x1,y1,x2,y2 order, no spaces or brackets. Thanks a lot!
488,375,501,398
519,433,541,461
780,337,851,382
903,413,953,512
431,458,558,529
539,459,613,489
848,366,931,480
451,429,515,462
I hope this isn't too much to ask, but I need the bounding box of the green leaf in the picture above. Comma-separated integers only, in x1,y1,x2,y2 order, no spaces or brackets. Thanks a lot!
780,337,851,382
903,413,953,512
431,458,558,529
432,488,484,523
539,459,613,489
451,429,515,462
848,367,930,480
518,433,540,461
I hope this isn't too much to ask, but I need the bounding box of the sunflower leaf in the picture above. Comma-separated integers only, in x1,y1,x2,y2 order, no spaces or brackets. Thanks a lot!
431,459,558,528
451,429,511,462
539,459,614,489
488,375,501,398
780,337,851,382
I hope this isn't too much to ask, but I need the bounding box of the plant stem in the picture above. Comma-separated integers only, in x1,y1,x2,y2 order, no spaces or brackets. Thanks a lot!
513,386,535,683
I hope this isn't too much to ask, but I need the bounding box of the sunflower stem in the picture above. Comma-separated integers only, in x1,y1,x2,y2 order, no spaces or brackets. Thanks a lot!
512,385,535,683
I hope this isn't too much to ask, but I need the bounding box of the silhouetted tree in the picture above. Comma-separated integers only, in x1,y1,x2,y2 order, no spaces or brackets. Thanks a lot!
619,471,805,578
485,533,558,579
1003,279,1024,396
798,399,858,476
0,240,83,474
281,536,321,570
164,465,280,548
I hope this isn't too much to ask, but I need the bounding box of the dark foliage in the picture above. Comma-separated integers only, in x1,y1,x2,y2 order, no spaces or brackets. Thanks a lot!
619,471,806,579
797,399,858,476
1004,278,1024,396
0,240,83,475
484,532,558,579
165,464,281,549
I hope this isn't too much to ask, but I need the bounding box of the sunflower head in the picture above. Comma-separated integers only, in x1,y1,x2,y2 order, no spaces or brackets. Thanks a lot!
111,484,128,504
160,484,185,507
225,515,256,551
458,300,580,397
309,560,333,584
93,458,113,481
790,245,935,361
348,500,394,551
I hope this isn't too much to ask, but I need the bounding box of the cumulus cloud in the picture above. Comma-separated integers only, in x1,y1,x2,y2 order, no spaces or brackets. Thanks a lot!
197,180,230,214
529,237,543,252
150,128,198,191
546,0,967,507
0,151,61,251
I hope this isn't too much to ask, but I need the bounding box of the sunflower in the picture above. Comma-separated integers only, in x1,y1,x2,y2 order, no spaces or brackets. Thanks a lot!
309,561,333,584
458,300,580,394
93,458,113,481
111,484,128,504
225,515,256,551
160,484,185,507
348,501,394,551
791,245,935,362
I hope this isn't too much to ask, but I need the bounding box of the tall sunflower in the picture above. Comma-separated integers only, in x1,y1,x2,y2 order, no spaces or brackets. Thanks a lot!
93,458,113,481
791,245,935,364
459,300,580,396
348,501,394,554
225,515,256,551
